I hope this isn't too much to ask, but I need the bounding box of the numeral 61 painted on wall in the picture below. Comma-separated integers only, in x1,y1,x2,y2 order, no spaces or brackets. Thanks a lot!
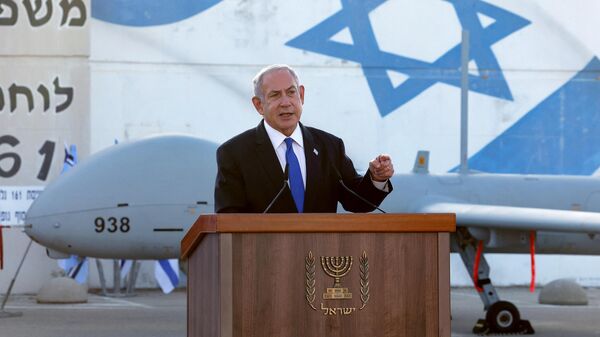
0,135,55,181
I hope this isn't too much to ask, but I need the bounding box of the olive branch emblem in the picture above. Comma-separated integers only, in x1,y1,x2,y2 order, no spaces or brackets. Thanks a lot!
359,251,370,310
305,251,317,310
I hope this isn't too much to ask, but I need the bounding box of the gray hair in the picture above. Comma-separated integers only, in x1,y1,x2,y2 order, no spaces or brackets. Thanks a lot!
252,64,300,99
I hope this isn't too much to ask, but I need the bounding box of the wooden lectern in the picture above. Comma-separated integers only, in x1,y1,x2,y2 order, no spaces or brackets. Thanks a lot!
181,213,455,337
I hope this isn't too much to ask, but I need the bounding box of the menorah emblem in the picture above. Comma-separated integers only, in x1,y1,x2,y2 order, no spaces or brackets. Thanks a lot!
320,256,353,299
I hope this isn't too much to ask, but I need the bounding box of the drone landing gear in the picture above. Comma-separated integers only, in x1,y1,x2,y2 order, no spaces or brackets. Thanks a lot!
472,301,534,335
454,229,535,335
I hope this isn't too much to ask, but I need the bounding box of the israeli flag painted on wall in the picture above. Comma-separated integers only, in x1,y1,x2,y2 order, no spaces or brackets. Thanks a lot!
155,259,179,294
90,0,599,175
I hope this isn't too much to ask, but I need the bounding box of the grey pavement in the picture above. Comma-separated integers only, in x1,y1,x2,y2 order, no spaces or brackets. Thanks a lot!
0,290,186,337
2,287,600,336
452,287,600,337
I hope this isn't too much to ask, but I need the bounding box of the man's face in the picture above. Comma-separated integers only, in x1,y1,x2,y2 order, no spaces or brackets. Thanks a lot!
252,69,305,136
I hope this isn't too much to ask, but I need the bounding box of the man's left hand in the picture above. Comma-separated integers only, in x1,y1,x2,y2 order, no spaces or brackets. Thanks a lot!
369,154,394,182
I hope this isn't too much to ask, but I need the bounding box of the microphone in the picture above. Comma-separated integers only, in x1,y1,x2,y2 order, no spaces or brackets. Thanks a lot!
263,164,289,213
327,155,387,214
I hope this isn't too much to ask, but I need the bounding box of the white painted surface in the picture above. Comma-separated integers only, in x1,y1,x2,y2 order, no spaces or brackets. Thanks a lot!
2,0,600,293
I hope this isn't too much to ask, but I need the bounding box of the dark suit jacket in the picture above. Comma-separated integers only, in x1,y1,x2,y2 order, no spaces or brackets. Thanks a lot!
214,121,392,213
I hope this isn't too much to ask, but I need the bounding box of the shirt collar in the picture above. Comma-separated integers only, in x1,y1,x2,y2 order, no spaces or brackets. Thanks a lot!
264,121,304,149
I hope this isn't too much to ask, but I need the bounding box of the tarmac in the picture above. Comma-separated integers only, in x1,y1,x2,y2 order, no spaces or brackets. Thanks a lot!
1,287,600,337
0,290,186,337
452,287,600,336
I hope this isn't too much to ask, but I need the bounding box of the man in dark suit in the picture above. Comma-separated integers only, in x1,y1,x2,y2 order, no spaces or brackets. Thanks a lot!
215,64,394,213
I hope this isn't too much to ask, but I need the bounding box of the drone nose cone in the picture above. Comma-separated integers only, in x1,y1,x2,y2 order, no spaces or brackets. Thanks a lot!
24,191,66,250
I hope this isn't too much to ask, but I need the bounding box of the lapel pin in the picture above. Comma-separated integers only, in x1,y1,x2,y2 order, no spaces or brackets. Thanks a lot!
313,148,319,156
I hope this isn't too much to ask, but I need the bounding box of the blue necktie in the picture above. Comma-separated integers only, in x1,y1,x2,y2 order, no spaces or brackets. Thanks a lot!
284,137,304,213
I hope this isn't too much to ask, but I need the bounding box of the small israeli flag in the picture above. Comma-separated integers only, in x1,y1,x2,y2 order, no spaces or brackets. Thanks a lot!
120,259,133,281
58,255,77,273
57,145,86,284
155,259,179,294
61,143,77,173
59,255,88,285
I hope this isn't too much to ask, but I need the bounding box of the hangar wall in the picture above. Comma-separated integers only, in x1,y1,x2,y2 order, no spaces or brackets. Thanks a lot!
2,0,600,292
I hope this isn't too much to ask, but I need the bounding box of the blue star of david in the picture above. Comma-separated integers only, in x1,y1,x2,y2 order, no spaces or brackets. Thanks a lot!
286,0,531,117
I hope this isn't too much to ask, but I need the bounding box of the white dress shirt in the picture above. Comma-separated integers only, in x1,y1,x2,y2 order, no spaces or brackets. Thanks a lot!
264,121,307,188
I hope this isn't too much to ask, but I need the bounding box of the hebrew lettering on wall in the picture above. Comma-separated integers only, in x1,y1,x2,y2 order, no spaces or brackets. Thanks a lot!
0,0,86,27
0,76,74,113
0,65,89,188
0,0,18,25
36,84,49,111
9,83,34,112
59,0,85,26
53,76,73,113
23,0,53,27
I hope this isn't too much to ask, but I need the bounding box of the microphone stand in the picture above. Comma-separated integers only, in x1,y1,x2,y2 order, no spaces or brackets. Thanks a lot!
325,149,387,213
263,164,289,213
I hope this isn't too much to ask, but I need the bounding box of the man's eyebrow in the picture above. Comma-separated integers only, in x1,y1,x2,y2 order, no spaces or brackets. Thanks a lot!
267,85,296,95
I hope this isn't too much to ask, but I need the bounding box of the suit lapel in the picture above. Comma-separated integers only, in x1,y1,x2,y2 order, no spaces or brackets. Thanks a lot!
255,121,285,190
301,124,321,212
